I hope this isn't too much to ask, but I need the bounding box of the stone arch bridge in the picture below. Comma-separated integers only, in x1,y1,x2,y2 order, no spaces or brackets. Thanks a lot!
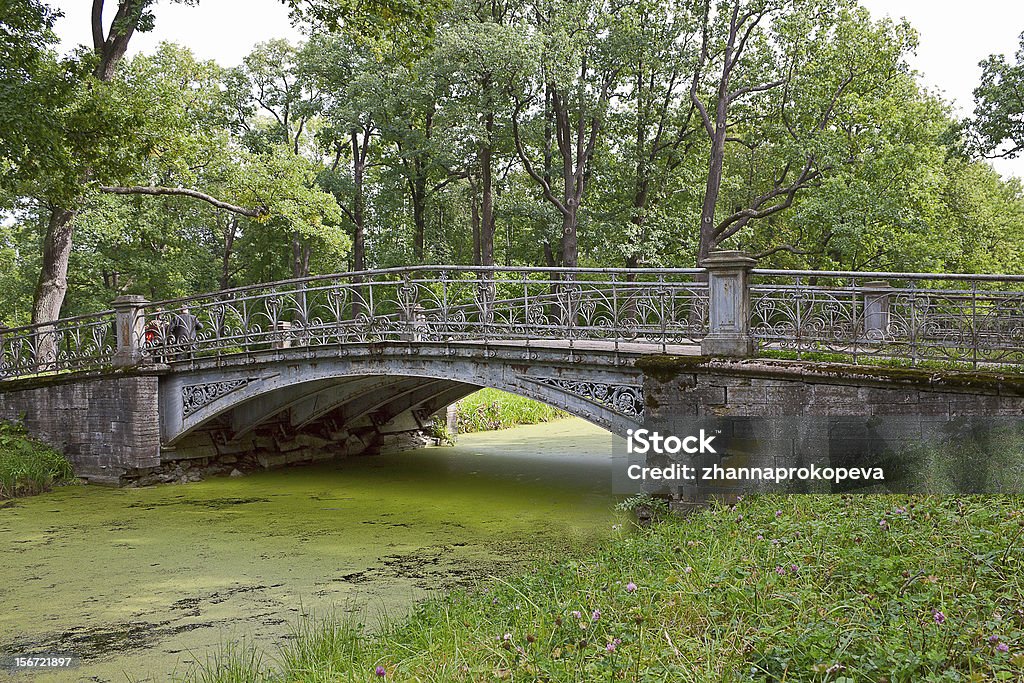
2,254,1024,499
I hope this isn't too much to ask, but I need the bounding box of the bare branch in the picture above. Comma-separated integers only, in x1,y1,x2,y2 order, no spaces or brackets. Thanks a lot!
98,186,266,217
728,78,786,104
511,98,568,216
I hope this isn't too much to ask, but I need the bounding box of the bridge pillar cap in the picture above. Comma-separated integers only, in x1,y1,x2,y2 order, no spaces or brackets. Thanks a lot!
700,250,757,269
112,294,149,306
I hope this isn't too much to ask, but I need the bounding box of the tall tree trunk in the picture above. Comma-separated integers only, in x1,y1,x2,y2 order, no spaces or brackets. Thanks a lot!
560,210,579,268
480,114,495,267
697,113,727,264
411,165,427,263
33,0,142,328
470,181,482,266
220,216,237,291
32,207,76,327
351,132,366,273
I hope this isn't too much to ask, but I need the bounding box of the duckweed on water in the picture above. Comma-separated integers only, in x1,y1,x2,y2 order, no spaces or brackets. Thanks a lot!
0,419,622,683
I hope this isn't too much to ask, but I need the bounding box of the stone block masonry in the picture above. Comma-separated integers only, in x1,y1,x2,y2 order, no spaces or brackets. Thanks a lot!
0,373,161,484
637,356,1024,508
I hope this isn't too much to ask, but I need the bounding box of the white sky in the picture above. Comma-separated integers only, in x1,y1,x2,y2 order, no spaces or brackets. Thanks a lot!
49,0,1024,179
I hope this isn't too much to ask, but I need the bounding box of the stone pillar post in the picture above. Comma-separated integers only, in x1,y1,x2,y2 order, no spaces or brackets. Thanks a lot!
862,281,891,339
271,321,293,349
446,402,459,437
112,295,148,367
700,250,757,357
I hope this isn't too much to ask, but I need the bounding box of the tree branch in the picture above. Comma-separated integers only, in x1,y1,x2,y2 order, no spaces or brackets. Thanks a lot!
511,97,568,215
98,186,266,217
728,78,786,104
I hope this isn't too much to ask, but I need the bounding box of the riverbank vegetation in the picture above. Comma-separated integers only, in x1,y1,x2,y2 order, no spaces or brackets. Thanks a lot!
0,422,74,498
190,494,1024,681
453,389,569,434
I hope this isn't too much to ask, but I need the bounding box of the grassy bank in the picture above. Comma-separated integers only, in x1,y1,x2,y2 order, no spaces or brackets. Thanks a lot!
0,422,74,498
190,494,1024,681
450,389,568,434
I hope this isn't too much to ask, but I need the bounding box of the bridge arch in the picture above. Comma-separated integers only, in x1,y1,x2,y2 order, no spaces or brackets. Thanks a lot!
159,343,645,448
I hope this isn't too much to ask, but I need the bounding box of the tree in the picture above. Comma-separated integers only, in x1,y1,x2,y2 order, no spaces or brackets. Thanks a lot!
689,0,914,262
432,7,535,265
968,32,1024,160
511,0,622,268
17,0,440,332
596,0,701,268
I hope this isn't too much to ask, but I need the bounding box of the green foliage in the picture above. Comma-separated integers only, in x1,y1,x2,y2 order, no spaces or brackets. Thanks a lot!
190,495,1024,681
453,389,569,433
614,493,671,520
0,422,74,498
969,32,1024,160
4,0,1024,321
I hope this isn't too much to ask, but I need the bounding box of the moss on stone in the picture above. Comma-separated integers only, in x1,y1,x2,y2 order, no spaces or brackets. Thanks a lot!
635,354,1024,395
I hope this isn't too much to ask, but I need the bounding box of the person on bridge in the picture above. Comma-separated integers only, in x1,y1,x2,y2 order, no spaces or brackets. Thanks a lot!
170,308,201,359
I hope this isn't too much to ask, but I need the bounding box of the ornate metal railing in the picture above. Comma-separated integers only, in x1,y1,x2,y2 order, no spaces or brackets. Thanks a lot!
0,310,117,379
751,270,1024,366
138,266,709,362
4,264,1024,383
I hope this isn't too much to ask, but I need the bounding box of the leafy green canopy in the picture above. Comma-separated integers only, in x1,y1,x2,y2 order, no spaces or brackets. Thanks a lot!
969,32,1024,160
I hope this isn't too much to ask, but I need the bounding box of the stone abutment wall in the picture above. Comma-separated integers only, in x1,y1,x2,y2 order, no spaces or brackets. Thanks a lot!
0,373,161,484
639,358,1024,508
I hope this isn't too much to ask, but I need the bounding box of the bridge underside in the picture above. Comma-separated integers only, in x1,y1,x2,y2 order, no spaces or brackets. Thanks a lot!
157,342,648,469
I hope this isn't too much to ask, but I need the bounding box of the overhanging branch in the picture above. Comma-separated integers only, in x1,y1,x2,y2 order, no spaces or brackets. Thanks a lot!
98,186,266,218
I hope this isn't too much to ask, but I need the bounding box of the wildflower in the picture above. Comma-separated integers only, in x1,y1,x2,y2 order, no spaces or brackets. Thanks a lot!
684,566,693,574
612,524,622,530
997,643,1010,653
592,609,601,622
826,663,844,674
503,633,513,641
879,519,888,529
606,642,616,652
776,566,786,575
375,666,386,678
571,610,582,619
933,610,946,625
989,635,1001,644
775,510,783,518
756,534,764,541
790,564,799,574
526,633,536,643
492,597,499,604
626,582,637,593
736,514,744,522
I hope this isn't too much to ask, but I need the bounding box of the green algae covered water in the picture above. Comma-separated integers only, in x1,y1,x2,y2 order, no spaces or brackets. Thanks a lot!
0,418,620,682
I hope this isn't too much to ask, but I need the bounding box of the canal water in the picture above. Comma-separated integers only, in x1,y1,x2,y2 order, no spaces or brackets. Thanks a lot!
0,418,621,682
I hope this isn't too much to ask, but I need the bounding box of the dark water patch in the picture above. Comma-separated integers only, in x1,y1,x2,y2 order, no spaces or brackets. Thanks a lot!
2,620,217,663
126,497,270,510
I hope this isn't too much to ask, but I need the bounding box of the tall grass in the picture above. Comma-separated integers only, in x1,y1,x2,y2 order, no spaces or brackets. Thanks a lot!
0,422,74,498
453,389,569,433
190,495,1024,681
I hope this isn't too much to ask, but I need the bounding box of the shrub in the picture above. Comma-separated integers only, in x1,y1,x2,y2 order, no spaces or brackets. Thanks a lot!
0,422,75,498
